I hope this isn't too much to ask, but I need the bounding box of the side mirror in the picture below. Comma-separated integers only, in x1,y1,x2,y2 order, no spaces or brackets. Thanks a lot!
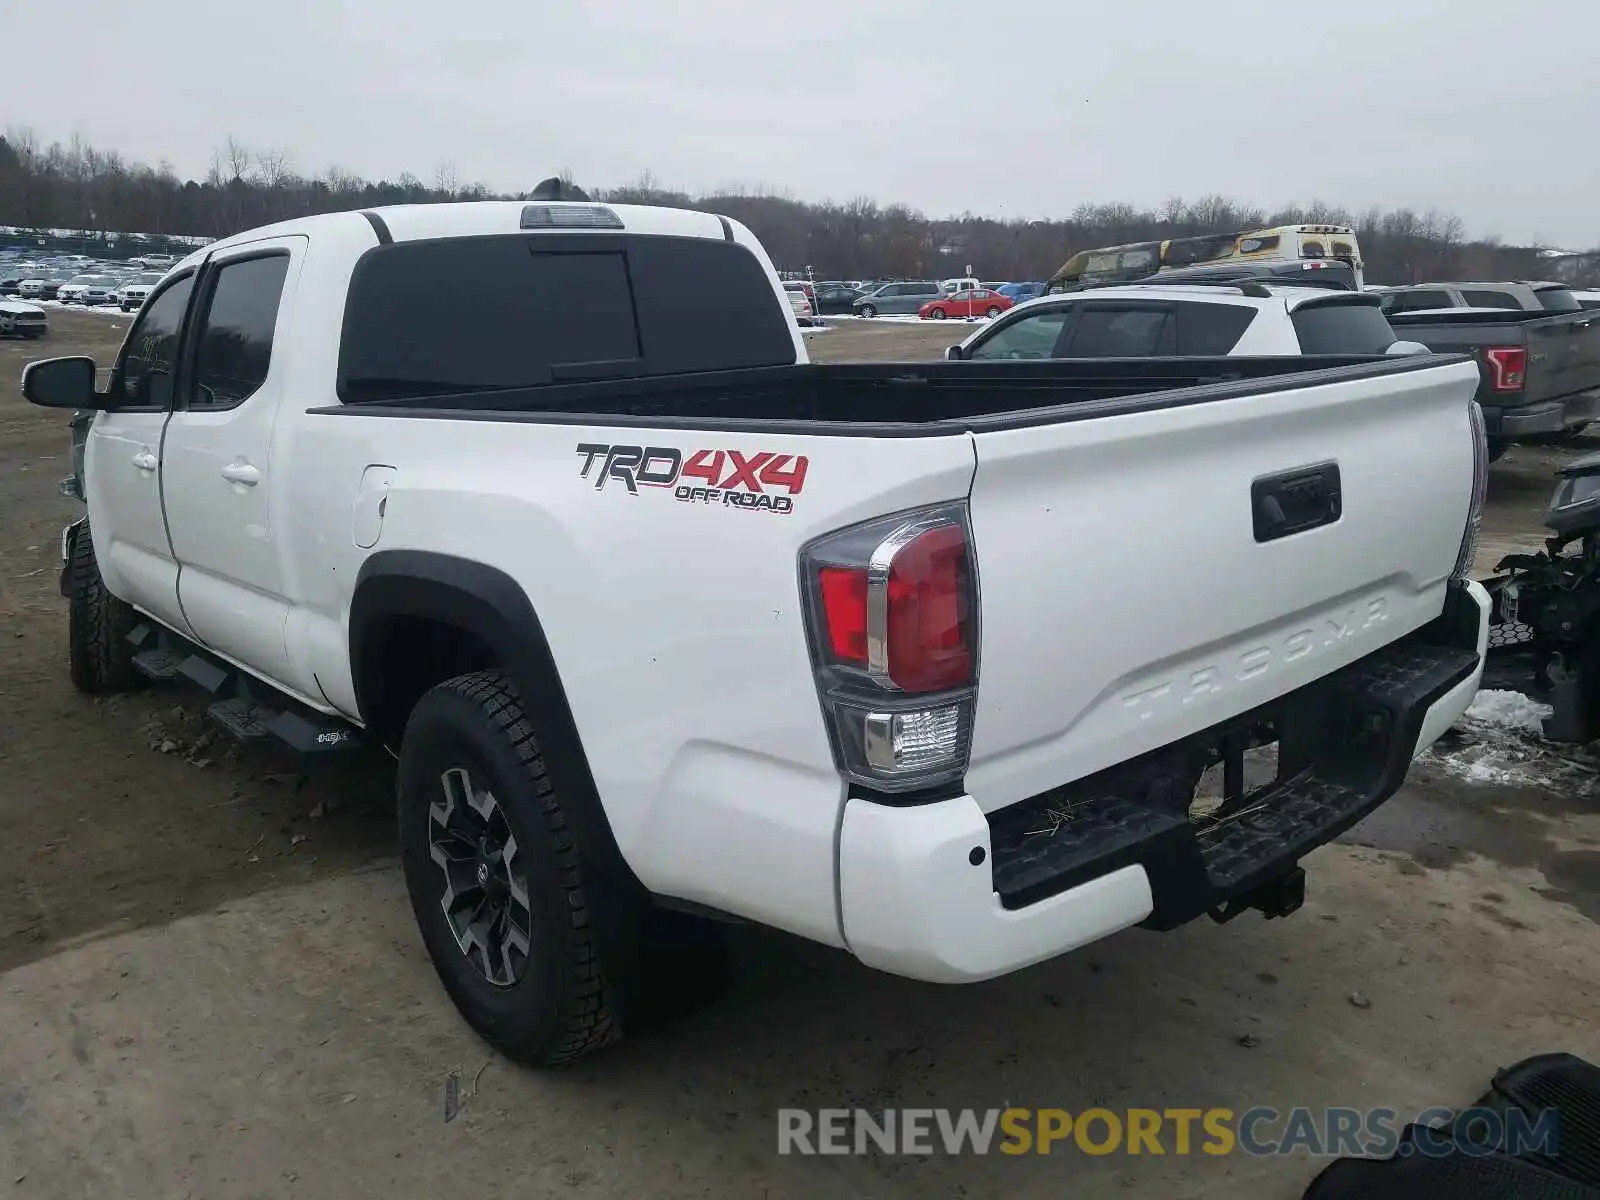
945,345,964,361
21,356,98,409
1385,340,1431,357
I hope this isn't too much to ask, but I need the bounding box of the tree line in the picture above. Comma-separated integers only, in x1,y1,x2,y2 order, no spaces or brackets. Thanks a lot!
2,126,1595,286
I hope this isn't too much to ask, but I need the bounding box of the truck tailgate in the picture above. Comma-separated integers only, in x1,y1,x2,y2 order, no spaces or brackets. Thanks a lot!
962,358,1480,812
1526,309,1600,404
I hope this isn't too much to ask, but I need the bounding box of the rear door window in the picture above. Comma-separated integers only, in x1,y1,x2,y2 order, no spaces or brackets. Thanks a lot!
1380,290,1452,314
338,234,796,401
1173,302,1256,354
189,254,291,409
1461,289,1523,310
1290,301,1396,354
1065,306,1175,357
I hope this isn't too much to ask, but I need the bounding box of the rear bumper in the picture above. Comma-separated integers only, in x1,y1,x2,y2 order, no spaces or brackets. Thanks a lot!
1491,393,1600,437
838,580,1489,983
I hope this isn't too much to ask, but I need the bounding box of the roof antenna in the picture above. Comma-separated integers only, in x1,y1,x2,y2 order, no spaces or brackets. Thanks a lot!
529,176,590,202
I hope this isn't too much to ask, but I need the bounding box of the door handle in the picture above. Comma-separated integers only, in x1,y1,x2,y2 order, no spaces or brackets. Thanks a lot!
132,449,158,472
221,460,261,487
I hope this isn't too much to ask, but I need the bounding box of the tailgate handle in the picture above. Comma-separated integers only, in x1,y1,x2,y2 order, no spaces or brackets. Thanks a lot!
1252,462,1341,543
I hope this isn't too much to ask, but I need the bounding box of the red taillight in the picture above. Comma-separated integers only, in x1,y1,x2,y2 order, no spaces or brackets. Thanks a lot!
885,525,972,692
818,566,868,664
1485,346,1526,392
803,504,979,792
815,523,973,693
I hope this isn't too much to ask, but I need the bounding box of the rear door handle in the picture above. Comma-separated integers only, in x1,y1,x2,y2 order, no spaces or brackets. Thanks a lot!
221,460,261,487
131,449,157,472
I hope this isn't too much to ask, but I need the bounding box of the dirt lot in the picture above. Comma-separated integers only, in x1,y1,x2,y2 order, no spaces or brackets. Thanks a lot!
2,311,1598,1198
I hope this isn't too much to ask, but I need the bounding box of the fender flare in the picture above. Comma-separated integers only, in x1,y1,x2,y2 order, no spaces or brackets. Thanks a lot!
350,550,640,891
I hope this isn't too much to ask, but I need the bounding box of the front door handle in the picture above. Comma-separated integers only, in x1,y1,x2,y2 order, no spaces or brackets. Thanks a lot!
132,449,158,472
221,460,261,487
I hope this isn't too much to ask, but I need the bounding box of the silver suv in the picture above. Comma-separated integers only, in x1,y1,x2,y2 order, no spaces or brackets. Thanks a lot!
852,280,943,317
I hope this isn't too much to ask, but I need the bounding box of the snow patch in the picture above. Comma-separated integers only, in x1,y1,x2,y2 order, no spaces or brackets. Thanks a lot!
1461,689,1552,736
1416,687,1600,794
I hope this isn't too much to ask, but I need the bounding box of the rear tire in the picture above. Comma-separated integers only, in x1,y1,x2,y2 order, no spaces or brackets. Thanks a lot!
398,670,627,1066
67,524,142,694
1487,438,1510,464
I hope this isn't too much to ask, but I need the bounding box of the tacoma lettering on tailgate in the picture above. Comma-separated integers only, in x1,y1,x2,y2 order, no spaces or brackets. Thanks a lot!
575,443,809,514
1119,597,1389,721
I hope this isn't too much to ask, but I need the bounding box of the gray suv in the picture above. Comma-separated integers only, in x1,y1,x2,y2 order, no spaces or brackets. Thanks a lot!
852,280,943,317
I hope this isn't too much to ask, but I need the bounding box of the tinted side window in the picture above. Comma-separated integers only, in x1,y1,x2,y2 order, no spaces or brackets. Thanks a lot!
967,310,1071,360
1291,302,1396,354
1461,289,1522,310
1174,302,1256,354
1536,288,1581,314
190,255,290,408
1068,307,1174,357
1385,290,1451,314
111,273,195,408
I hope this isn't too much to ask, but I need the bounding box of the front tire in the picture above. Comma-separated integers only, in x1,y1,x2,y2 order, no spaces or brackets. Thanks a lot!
858,304,877,318
928,308,946,320
985,306,1002,318
67,523,142,694
398,670,624,1066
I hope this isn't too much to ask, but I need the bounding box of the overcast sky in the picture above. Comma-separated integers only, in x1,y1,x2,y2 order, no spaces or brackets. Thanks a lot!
5,0,1599,247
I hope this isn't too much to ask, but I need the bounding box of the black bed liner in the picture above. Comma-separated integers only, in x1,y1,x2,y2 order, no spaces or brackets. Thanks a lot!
309,353,1464,438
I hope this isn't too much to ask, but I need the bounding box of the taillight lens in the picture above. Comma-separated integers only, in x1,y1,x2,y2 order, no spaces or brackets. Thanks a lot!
802,503,979,793
1485,346,1526,392
1454,400,1489,579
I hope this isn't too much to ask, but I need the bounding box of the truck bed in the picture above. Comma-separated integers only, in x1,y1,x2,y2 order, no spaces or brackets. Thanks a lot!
1388,308,1600,441
321,354,1451,433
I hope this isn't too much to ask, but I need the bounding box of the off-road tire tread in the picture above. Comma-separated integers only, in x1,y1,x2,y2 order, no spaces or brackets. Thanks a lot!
423,670,619,1065
67,525,141,694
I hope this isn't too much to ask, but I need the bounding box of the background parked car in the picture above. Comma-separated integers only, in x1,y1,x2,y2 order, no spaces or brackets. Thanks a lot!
56,274,120,306
783,287,813,324
1372,280,1582,315
0,299,48,339
852,280,943,317
918,288,1014,320
117,271,167,311
811,282,865,314
0,272,24,296
997,281,1048,303
947,283,1417,361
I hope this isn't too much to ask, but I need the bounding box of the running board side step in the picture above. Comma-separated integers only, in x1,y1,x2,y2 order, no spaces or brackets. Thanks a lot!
127,623,359,755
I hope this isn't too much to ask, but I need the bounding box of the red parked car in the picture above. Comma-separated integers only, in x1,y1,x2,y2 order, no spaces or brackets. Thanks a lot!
917,288,1013,321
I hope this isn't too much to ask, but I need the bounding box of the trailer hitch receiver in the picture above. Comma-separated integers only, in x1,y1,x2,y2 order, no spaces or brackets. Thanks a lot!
1210,865,1306,924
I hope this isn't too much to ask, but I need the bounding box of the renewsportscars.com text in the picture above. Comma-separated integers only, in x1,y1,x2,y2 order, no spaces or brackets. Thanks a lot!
777,1106,1559,1158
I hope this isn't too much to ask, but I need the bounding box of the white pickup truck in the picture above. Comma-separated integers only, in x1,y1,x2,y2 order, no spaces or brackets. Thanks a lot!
24,199,1491,1066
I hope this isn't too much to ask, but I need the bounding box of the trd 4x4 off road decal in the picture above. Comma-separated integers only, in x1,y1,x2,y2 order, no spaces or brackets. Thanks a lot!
575,443,809,514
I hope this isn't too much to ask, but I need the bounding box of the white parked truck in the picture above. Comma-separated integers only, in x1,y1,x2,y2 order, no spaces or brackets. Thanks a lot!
24,199,1491,1065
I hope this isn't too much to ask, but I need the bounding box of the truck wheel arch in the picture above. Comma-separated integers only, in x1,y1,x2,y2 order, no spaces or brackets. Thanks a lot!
350,550,640,891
